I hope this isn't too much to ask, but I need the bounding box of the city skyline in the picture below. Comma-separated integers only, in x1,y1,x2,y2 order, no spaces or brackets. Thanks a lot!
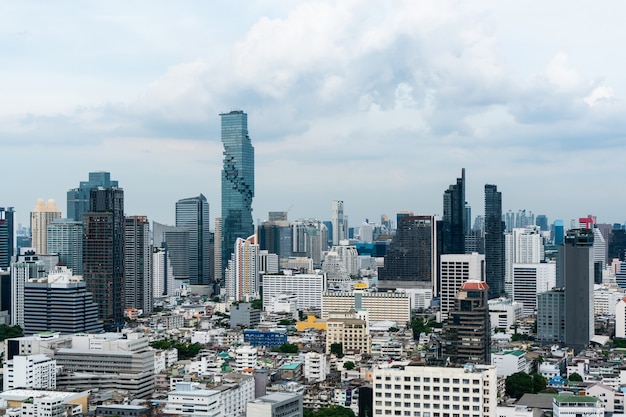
3,2,626,227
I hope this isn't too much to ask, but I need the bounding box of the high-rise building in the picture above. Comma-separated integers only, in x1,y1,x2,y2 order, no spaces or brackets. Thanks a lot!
124,216,152,314
442,169,466,254
176,195,212,286
152,247,175,298
512,263,556,316
221,110,255,283
484,184,505,298
553,220,565,245
560,229,594,353
23,265,102,335
331,200,345,245
225,235,259,301
67,172,118,222
258,213,292,261
11,254,46,327
153,221,190,282
537,288,566,343
47,219,83,275
440,253,485,321
442,279,491,365
378,215,438,293
536,214,549,231
31,199,61,255
0,207,15,268
82,187,125,331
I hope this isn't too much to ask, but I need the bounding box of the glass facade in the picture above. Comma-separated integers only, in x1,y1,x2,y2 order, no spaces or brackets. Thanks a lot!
67,172,118,222
484,184,505,298
176,194,211,286
220,110,254,282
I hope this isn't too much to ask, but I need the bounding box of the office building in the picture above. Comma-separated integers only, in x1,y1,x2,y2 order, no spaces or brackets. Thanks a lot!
67,171,118,222
536,215,549,231
537,288,566,343
378,215,438,293
3,354,57,391
440,253,485,321
442,169,466,254
258,213,292,261
225,235,258,301
214,217,222,287
560,229,594,353
321,291,410,324
442,279,491,365
553,220,565,245
11,254,46,327
372,362,497,417
230,302,261,329
291,219,328,267
484,184,505,298
23,265,102,335
176,195,212,286
47,218,83,275
153,221,190,281
0,207,14,268
124,216,152,313
247,393,303,417
512,263,556,316
82,187,124,331
262,270,326,311
31,199,61,255
221,110,255,282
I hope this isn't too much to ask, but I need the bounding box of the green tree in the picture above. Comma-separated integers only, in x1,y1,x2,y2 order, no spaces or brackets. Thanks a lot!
388,326,399,333
330,342,344,358
531,372,547,393
251,299,263,310
569,372,583,382
408,318,431,341
343,361,355,370
272,343,299,354
304,406,355,417
505,372,533,399
0,325,23,341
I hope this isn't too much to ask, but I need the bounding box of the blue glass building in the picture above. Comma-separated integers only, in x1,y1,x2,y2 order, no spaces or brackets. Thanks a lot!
67,172,118,222
243,329,287,348
220,110,254,282
176,194,212,285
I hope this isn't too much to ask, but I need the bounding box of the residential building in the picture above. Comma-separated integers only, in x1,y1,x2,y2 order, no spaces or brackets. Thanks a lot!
235,345,257,371
442,279,491,365
23,265,102,334
332,243,359,276
221,110,255,282
378,215,438,293
226,235,258,301
30,199,61,255
321,290,410,324
230,303,260,329
290,219,329,267
302,352,327,383
484,184,505,298
325,312,370,354
82,186,125,331
537,289,566,343
491,350,530,377
262,270,326,311
440,252,485,321
11,254,46,327
442,168,466,255
125,216,152,313
153,221,190,281
247,392,303,417
372,362,497,417
616,297,626,339
3,354,57,390
176,195,212,286
512,263,556,316
47,218,83,275
152,247,175,298
552,395,603,417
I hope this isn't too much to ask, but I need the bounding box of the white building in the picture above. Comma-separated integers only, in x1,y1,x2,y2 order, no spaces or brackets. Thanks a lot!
488,298,524,333
332,243,359,276
258,250,279,274
164,382,221,417
152,247,175,298
0,389,88,417
332,200,345,246
512,262,556,316
553,395,603,417
440,253,485,321
373,362,497,417
513,227,544,264
616,296,626,338
321,290,410,325
226,235,259,301
586,383,625,413
262,270,326,311
491,350,530,377
594,286,623,316
235,345,257,371
302,351,328,383
3,354,57,391
247,392,303,417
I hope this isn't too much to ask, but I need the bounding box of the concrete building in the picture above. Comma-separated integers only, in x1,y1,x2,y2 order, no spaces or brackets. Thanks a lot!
321,290,410,324
488,298,524,333
226,235,259,301
3,354,57,390
11,255,46,327
552,395,603,417
0,389,89,417
47,218,83,275
325,312,370,354
512,262,556,316
247,392,303,417
440,252,485,321
373,362,497,417
332,200,345,246
124,215,152,314
176,194,212,286
332,243,359,277
262,270,325,311
235,345,257,371
230,302,260,329
537,289,566,343
491,350,530,377
302,352,328,383
616,296,626,339
30,199,61,255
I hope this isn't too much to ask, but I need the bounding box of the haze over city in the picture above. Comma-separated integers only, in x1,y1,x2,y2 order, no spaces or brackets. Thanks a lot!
2,1,626,227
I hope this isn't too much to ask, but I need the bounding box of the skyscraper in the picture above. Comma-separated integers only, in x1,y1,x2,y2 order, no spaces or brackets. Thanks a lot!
82,186,125,331
124,216,152,314
484,184,505,298
0,207,14,268
47,218,83,275
153,221,190,281
225,234,259,301
67,172,118,222
442,169,466,254
221,110,254,282
176,195,211,286
378,215,438,293
31,199,61,255
331,200,345,245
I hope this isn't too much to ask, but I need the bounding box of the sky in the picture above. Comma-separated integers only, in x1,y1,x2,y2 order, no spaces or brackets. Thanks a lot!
2,1,626,230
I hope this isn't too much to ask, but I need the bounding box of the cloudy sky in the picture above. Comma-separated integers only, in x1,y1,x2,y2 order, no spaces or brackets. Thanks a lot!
2,1,625,229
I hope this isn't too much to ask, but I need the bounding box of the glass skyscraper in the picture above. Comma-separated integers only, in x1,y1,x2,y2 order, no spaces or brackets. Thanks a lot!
442,169,466,255
0,207,14,268
176,194,212,286
220,110,254,282
67,171,119,222
484,184,505,299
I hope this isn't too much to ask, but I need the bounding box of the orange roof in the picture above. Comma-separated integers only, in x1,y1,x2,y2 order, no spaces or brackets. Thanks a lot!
461,280,489,290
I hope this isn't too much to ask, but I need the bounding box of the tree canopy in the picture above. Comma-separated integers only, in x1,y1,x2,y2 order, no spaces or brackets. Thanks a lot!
343,361,355,370
150,340,203,360
0,325,23,341
569,372,583,382
304,406,355,417
505,372,546,399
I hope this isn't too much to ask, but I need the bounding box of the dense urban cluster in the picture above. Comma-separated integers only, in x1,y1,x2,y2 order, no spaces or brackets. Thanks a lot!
0,110,625,417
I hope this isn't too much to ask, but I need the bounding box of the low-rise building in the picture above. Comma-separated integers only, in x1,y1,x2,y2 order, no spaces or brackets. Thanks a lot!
552,395,603,417
491,350,530,377
247,392,303,417
3,354,57,391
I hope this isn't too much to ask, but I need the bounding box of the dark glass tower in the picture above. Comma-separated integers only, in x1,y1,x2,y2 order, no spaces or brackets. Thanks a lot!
0,207,15,268
124,216,152,314
442,169,466,254
378,215,437,291
67,172,119,222
220,110,254,282
83,187,124,331
484,184,505,298
176,195,212,286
